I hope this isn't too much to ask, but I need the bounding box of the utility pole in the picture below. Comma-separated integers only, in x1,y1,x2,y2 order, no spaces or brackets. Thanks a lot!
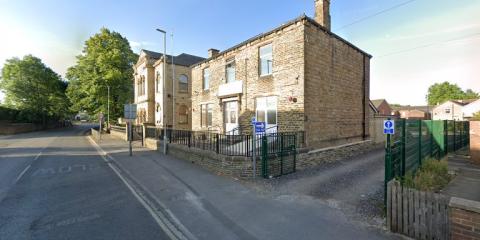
171,32,176,130
157,28,168,154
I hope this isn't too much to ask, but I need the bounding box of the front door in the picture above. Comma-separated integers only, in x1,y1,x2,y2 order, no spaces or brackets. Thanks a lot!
224,101,238,135
256,96,277,134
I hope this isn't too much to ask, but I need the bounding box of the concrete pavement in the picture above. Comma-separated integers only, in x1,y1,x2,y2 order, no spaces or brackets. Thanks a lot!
0,125,170,239
93,132,399,240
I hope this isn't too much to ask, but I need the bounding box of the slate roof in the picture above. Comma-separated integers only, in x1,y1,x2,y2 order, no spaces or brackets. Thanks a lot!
141,49,205,67
391,105,433,113
371,99,387,109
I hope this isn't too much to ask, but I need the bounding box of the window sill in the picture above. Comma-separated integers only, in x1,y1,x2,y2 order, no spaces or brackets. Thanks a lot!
259,74,273,80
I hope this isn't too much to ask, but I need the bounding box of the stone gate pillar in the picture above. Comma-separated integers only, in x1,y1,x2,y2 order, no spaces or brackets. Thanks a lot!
471,121,480,165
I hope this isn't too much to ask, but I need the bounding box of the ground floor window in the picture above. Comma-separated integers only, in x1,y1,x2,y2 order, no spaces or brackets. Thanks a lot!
201,104,213,127
178,105,188,124
256,96,277,126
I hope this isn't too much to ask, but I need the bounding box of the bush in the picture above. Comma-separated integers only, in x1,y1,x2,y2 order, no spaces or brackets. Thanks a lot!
402,158,452,192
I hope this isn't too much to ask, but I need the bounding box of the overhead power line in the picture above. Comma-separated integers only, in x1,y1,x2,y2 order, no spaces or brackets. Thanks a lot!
334,0,418,31
376,32,480,58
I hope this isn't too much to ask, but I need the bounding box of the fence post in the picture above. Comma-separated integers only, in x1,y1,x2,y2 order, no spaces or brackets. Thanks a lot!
430,120,434,158
385,131,392,206
280,134,284,176
418,119,422,166
453,120,456,151
215,134,219,154
444,120,448,156
401,119,406,177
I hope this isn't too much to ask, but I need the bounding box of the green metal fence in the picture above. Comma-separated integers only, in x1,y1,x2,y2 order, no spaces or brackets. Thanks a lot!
384,119,469,199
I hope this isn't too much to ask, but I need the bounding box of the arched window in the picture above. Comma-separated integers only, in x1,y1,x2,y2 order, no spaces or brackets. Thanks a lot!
156,71,162,93
178,74,188,93
178,105,188,124
156,103,161,112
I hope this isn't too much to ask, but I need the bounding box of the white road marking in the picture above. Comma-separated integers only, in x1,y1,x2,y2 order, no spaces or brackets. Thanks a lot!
14,146,47,184
87,136,190,240
14,165,31,183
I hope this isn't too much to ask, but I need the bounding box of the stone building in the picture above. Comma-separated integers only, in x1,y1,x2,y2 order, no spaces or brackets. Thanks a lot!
133,50,204,129
190,0,371,149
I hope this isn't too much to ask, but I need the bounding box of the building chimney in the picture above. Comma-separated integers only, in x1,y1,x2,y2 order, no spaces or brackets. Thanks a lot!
314,0,331,30
208,49,220,58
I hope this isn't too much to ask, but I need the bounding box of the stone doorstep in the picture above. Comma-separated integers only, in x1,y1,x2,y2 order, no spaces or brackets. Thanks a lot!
450,197,480,214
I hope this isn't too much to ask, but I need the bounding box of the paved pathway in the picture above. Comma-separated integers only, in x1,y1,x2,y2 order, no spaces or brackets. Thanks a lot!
93,133,399,240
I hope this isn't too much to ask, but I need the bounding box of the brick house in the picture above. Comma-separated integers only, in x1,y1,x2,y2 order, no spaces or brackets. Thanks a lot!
190,0,371,149
391,105,432,120
371,99,393,116
133,50,204,129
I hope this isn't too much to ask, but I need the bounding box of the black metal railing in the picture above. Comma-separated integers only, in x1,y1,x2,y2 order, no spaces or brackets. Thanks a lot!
143,127,303,157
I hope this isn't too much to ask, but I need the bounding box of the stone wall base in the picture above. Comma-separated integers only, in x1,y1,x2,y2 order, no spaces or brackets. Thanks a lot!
296,140,380,170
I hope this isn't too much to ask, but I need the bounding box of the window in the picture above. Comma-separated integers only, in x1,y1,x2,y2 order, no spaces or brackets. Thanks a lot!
201,104,213,127
178,105,188,124
178,74,188,93
445,108,451,114
225,61,236,83
156,71,162,93
256,96,277,125
138,76,146,96
203,68,210,90
259,44,273,76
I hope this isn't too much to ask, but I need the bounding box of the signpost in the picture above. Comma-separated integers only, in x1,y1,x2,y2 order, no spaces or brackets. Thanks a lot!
384,120,395,135
251,117,266,179
124,104,137,156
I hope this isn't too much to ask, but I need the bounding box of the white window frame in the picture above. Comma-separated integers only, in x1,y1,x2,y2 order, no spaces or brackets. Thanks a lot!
259,44,273,76
225,60,236,83
203,68,210,90
178,74,188,93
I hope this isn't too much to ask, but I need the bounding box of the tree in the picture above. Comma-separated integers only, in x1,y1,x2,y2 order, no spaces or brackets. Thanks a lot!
66,28,137,123
426,82,479,105
472,112,480,121
0,55,70,124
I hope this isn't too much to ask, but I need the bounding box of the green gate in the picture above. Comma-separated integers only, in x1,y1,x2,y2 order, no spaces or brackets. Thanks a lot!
261,133,297,178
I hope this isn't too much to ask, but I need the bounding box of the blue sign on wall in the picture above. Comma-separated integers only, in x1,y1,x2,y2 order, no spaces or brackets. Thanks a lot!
255,122,266,133
384,120,395,135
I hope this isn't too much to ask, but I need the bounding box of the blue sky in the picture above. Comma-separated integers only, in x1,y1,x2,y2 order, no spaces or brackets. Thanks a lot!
1,0,479,105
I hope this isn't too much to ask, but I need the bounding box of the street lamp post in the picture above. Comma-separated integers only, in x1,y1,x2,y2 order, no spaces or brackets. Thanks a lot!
107,85,110,129
156,28,168,155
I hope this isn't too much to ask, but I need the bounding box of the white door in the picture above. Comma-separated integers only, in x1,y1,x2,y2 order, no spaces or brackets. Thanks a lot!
224,101,239,135
256,96,277,134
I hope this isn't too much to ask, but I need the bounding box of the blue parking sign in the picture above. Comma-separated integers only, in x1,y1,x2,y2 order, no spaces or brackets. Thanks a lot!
384,120,395,135
255,122,266,133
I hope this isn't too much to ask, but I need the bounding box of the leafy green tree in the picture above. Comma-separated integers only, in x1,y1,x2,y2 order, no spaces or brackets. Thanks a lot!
66,28,137,123
426,82,479,105
0,55,70,124
472,112,480,121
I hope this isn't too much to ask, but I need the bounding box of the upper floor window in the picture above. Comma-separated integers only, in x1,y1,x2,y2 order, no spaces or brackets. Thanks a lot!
445,108,451,114
259,44,273,76
203,68,210,90
225,60,236,83
178,74,188,93
138,76,146,96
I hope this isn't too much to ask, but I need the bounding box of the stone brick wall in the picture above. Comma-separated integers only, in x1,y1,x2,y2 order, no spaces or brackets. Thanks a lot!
471,121,480,165
450,197,480,240
191,21,306,134
167,143,261,179
296,140,378,170
154,62,192,130
304,20,370,149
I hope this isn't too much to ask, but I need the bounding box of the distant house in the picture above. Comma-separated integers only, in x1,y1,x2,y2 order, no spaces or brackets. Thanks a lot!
432,99,477,120
371,99,392,116
369,100,379,117
391,105,432,120
462,99,480,119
